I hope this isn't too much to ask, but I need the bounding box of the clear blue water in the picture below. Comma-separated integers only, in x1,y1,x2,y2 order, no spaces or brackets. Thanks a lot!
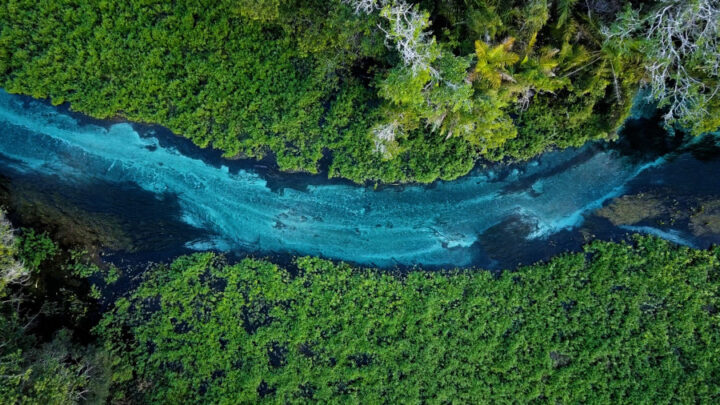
0,89,718,269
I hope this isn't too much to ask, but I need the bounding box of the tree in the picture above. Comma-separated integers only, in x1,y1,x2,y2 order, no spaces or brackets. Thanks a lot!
235,0,287,22
0,215,109,404
472,37,520,89
603,0,720,134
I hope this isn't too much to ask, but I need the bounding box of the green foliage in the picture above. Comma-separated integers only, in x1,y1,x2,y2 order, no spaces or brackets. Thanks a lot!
59,249,120,290
16,229,58,273
0,0,389,178
2,0,706,183
98,237,720,403
474,38,520,89
0,330,107,405
236,0,286,22
555,0,579,28
603,1,720,135
0,219,110,404
62,249,112,282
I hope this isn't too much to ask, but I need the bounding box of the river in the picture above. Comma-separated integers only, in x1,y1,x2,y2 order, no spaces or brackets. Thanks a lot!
1,89,719,269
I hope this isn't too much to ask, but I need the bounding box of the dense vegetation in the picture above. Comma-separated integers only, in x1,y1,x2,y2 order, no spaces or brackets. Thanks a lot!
96,237,720,403
2,214,719,403
0,214,110,404
2,0,718,183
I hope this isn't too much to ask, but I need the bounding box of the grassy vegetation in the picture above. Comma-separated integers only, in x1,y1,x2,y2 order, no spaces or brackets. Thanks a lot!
2,0,715,183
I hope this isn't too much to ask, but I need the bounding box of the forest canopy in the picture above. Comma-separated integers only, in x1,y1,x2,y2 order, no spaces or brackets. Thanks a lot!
0,0,718,184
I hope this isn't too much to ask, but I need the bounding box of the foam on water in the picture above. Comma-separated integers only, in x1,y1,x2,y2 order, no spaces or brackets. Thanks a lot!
0,90,676,267
620,225,698,248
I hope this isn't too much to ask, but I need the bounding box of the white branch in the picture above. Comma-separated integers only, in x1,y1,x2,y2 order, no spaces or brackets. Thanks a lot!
344,0,438,77
372,120,400,156
603,0,720,124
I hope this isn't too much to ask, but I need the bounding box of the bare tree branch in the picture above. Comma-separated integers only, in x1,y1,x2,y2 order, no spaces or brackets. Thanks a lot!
603,0,720,125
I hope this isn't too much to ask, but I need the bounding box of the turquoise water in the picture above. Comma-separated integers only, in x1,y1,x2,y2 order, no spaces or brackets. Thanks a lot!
0,90,716,268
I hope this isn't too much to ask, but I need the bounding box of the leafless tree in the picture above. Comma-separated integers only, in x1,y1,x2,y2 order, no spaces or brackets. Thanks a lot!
345,0,444,152
344,0,438,77
378,2,439,77
372,120,400,156
0,213,30,288
343,0,387,14
603,0,720,124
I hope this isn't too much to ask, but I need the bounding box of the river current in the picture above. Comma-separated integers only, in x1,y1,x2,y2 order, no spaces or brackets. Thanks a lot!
1,89,719,269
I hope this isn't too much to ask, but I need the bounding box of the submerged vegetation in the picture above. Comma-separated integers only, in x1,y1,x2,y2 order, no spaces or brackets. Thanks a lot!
1,0,719,183
596,193,667,226
593,192,720,239
691,200,720,236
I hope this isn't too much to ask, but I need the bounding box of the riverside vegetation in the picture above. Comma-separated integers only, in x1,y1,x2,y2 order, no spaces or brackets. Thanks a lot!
1,217,719,403
1,0,718,183
0,214,112,404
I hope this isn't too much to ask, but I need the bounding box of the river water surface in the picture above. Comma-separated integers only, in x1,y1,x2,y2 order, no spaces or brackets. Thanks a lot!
1,90,719,269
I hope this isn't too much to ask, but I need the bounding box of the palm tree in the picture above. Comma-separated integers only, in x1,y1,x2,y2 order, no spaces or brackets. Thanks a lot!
472,37,520,88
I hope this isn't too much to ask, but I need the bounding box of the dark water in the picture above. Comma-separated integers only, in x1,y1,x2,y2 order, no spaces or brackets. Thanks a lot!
1,89,719,269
